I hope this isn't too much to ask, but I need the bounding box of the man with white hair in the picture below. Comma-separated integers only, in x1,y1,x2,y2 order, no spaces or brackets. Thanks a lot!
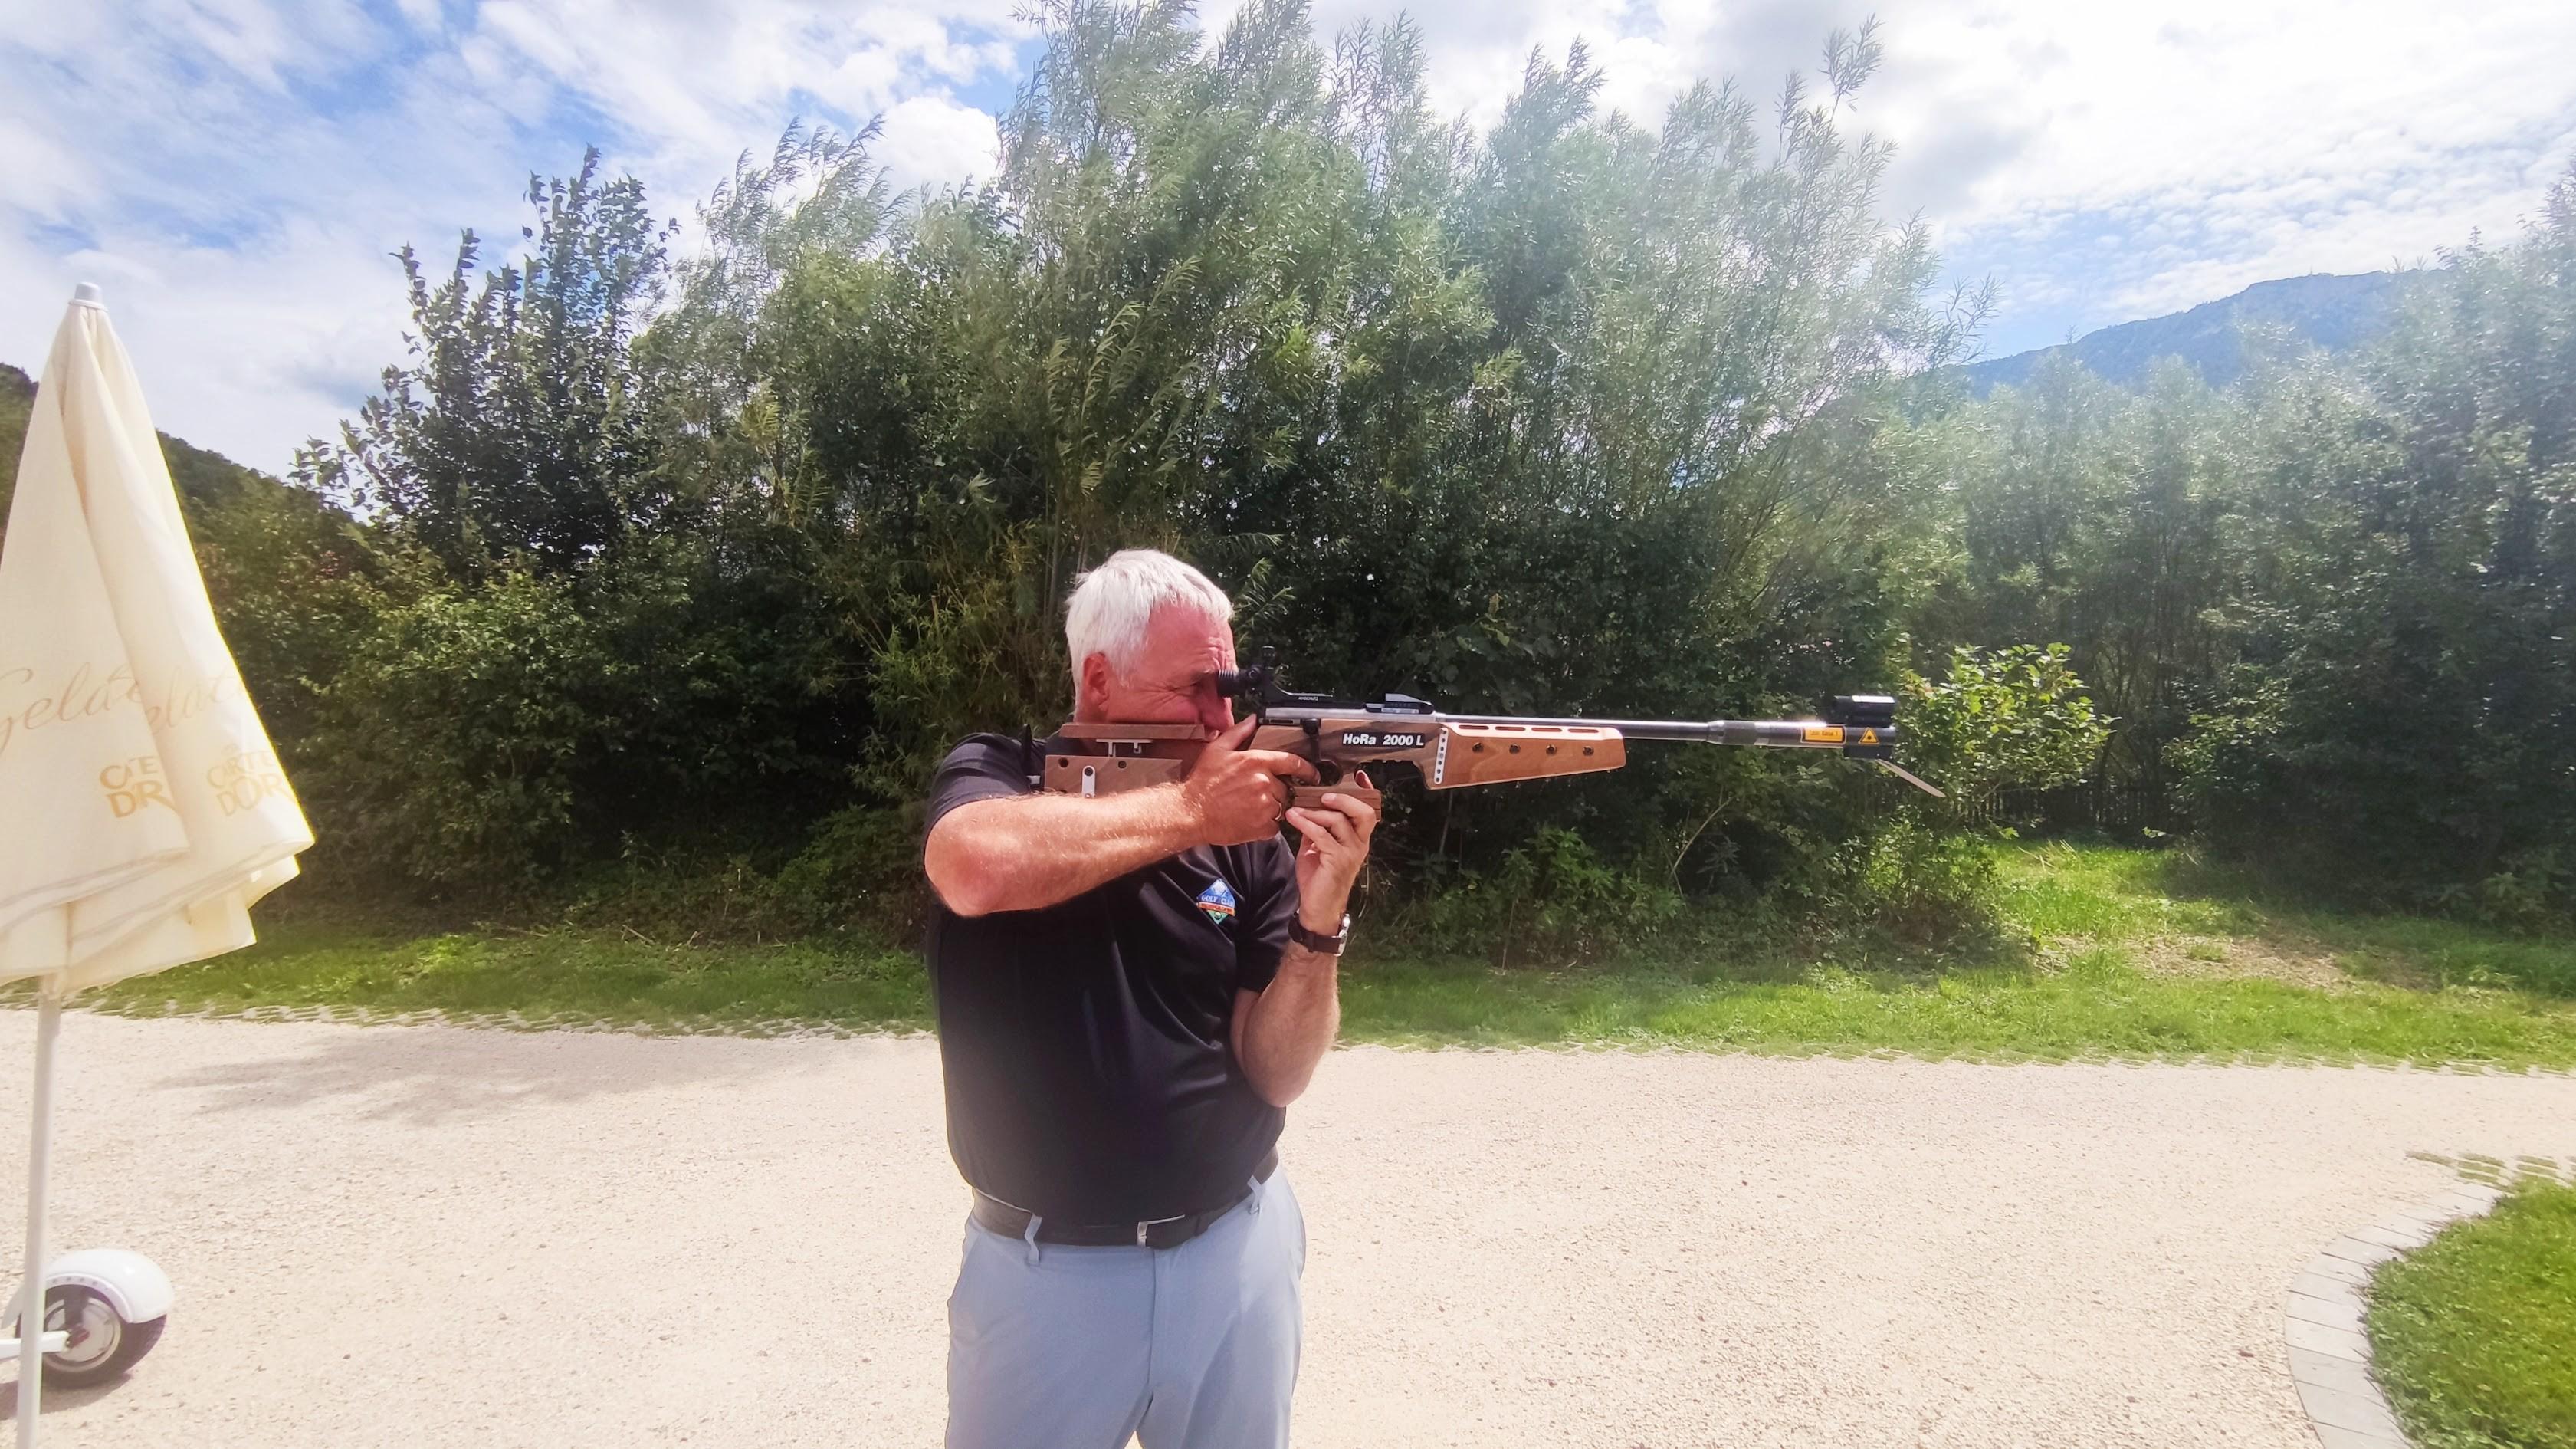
922,547,1379,1449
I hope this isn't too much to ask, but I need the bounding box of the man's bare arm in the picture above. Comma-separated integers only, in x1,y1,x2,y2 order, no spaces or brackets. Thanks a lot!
1232,955,1339,1107
924,715,1318,918
926,787,1203,917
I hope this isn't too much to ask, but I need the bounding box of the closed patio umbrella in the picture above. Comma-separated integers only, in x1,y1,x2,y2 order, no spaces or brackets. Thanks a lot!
0,284,312,1441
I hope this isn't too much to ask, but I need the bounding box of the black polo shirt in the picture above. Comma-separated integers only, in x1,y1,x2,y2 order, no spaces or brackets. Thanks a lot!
923,733,1300,1223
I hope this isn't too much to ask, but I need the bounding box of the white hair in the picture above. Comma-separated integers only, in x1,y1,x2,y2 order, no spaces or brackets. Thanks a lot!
1065,548,1235,683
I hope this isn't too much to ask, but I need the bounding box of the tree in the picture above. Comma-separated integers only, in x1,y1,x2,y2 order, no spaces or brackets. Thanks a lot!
2181,169,2576,916
298,150,676,578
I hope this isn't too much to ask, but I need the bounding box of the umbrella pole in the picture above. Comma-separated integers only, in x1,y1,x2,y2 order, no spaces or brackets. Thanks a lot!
15,984,59,1447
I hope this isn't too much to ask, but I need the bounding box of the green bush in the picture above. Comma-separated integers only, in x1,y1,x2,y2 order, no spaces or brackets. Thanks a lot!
772,807,929,938
1839,817,2003,948
303,570,612,895
544,807,926,946
1900,644,2111,813
2470,849,2576,934
1393,827,1683,966
2161,187,2576,918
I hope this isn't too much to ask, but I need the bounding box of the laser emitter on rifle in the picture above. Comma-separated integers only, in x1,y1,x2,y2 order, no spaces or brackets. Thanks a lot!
1039,649,1944,807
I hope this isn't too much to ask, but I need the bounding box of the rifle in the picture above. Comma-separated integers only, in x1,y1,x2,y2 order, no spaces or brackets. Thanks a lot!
1039,649,1944,808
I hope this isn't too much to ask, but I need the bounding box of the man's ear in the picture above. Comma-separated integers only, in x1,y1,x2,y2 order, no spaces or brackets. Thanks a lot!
1078,651,1115,714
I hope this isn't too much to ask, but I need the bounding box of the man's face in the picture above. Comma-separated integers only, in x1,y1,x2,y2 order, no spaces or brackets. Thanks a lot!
1083,606,1236,734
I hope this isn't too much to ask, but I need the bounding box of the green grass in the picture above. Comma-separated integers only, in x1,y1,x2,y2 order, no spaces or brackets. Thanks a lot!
76,920,931,1033
1996,842,2576,997
44,841,2576,1066
1337,948,2576,1063
2369,1179,2576,1449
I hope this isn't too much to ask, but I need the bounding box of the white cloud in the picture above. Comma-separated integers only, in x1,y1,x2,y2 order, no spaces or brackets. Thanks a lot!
461,0,1025,182
5,0,2573,470
1713,0,2576,345
875,96,1004,193
0,116,89,222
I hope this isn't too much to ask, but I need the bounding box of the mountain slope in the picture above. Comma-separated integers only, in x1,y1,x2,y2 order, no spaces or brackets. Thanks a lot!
1,358,320,551
0,364,30,518
1961,271,2414,393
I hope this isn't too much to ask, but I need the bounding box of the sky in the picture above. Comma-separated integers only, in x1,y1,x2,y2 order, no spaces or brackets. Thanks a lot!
5,0,2573,475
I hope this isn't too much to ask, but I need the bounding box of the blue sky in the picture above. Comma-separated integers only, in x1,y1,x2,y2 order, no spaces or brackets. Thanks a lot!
5,0,2573,474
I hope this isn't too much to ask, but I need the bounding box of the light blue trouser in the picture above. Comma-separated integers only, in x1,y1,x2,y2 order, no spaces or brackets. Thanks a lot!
946,1171,1306,1449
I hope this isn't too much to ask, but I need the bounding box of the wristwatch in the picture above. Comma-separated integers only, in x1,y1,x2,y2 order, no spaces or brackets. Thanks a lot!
1288,913,1351,956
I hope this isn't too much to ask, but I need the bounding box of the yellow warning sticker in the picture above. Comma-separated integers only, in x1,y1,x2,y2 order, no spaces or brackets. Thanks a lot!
1803,726,1844,744
1860,729,1879,744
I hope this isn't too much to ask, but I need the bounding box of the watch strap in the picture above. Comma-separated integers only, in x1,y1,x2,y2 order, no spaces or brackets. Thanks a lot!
1288,913,1350,956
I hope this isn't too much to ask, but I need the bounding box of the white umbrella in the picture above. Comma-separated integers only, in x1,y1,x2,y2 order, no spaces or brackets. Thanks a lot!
0,284,312,1441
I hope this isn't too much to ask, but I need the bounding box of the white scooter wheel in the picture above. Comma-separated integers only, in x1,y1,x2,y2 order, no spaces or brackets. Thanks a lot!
40,1286,165,1388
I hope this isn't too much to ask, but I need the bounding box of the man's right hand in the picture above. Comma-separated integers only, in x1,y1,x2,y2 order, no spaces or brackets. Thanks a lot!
1180,715,1319,846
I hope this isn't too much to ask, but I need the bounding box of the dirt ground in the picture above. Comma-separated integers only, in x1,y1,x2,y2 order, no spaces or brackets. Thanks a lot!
0,1013,2568,1447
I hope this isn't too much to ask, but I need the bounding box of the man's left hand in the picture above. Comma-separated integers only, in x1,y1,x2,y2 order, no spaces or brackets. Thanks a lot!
1285,772,1379,931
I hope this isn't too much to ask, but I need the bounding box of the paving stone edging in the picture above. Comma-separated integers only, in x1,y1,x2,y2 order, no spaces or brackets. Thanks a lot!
2286,1179,2506,1449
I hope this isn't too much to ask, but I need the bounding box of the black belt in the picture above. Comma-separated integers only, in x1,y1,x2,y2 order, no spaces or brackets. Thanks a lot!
970,1149,1280,1250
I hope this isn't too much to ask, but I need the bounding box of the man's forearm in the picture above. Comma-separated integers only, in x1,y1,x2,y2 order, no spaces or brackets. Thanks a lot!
926,787,1201,916
1237,945,1341,1107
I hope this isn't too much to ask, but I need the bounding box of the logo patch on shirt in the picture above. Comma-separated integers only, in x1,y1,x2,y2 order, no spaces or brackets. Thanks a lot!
1195,879,1237,925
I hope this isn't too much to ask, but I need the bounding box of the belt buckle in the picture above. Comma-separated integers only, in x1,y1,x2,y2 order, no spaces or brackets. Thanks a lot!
1136,1212,1186,1247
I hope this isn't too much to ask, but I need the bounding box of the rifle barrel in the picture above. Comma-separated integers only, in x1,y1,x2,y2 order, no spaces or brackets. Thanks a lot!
1436,714,1863,748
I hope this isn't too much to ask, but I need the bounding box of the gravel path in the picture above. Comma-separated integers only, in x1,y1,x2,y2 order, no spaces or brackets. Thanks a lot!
0,1014,2568,1447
